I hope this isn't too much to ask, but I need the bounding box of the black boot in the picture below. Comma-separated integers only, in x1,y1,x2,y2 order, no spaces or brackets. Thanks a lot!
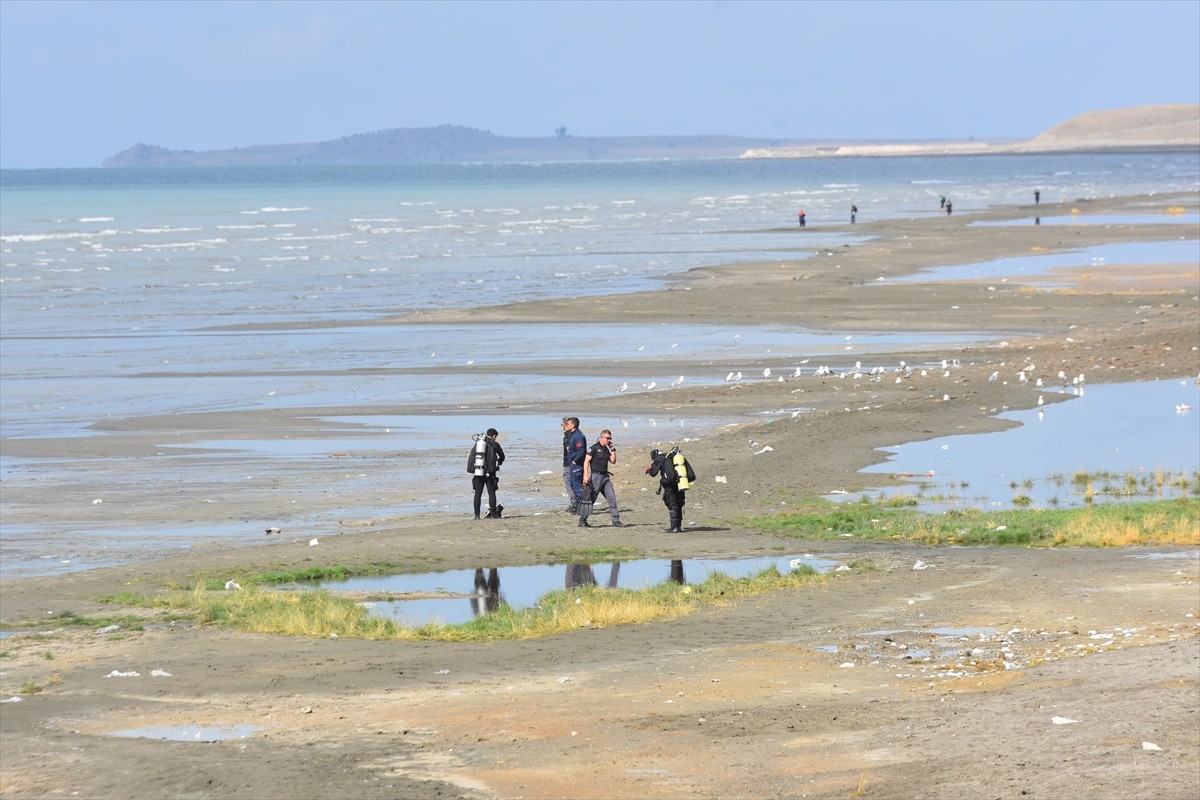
579,517,591,528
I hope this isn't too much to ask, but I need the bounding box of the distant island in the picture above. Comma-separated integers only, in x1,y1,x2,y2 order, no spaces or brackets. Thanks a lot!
102,105,1198,168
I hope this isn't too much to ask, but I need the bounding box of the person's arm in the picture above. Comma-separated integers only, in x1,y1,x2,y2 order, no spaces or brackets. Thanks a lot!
583,450,593,483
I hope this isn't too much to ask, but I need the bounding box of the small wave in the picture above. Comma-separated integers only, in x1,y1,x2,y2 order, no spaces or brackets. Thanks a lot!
78,217,115,223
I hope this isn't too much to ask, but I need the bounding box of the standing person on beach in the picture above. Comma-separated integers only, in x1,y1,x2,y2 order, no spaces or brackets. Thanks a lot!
645,447,696,532
468,428,505,519
850,204,858,224
945,200,953,215
561,417,586,512
1034,189,1041,205
797,209,806,227
939,195,946,210
580,429,623,528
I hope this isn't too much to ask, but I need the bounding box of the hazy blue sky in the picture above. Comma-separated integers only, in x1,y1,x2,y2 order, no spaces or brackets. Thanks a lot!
1,0,1197,169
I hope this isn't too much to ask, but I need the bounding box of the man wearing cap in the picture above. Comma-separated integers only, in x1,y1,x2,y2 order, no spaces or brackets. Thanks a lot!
561,417,587,512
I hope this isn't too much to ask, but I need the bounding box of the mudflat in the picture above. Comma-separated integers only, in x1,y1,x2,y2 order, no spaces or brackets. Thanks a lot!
1,194,1198,799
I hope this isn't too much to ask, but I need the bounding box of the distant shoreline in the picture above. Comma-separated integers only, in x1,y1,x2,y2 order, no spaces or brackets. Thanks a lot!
94,105,1198,168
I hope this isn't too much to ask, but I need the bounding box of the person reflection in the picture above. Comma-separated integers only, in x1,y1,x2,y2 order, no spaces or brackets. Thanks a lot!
669,559,685,585
565,563,597,589
470,567,502,617
605,562,621,589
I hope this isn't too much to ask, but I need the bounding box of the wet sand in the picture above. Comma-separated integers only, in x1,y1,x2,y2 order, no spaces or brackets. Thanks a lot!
1,192,1198,799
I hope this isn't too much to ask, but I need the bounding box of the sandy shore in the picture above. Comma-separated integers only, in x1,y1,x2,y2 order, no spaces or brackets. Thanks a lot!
1,193,1198,799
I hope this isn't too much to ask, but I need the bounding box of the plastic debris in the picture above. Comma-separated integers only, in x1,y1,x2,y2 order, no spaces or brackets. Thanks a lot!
1051,716,1079,725
1,697,21,703
1142,741,1163,751
151,669,172,677
714,475,727,483
96,624,121,634
105,670,141,678
308,538,319,546
224,580,242,591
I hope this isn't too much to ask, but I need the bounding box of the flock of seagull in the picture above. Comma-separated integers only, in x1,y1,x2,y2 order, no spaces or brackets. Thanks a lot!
614,359,1096,396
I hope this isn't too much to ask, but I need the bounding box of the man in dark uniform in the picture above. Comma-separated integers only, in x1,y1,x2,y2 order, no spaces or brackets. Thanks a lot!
580,428,623,528
561,417,586,512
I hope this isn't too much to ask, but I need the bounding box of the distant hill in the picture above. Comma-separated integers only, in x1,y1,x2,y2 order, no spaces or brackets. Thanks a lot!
101,126,824,167
102,106,1199,168
741,105,1199,159
1012,104,1200,151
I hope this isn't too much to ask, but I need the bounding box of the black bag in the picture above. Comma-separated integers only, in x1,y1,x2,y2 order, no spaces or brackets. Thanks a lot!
577,482,595,517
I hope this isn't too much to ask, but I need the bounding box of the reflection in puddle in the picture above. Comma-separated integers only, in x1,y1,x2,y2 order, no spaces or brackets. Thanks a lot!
834,380,1199,512
306,553,840,627
889,239,1198,283
971,212,1200,227
107,724,263,742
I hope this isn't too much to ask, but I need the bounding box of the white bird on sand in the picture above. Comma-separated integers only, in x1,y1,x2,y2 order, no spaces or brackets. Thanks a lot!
643,381,657,391
762,367,772,380
725,371,736,382
733,371,742,383
988,371,999,382
670,376,684,387
1037,395,1044,406
618,382,628,394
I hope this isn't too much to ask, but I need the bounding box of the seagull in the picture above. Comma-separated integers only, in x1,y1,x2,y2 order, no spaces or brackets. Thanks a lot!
988,371,1000,382
670,376,684,387
725,372,736,382
762,367,772,380
617,382,628,395
642,381,657,391
733,371,742,383
1037,395,1044,406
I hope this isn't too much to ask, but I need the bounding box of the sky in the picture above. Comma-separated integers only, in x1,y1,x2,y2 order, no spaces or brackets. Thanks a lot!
1,0,1197,169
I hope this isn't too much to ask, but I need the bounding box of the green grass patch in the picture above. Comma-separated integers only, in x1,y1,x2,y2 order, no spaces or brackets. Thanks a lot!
197,562,409,591
106,564,830,642
543,546,642,563
2,610,147,631
748,497,1199,547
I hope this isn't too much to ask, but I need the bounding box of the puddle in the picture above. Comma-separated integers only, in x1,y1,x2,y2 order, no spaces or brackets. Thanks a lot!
833,379,1200,512
971,212,1200,227
864,626,998,638
107,724,264,742
888,239,1198,283
1132,551,1200,561
302,553,840,627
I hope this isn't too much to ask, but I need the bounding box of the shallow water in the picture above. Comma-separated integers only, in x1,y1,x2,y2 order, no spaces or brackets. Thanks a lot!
837,379,1200,511
888,239,1199,284
303,553,840,627
107,724,263,742
971,211,1200,227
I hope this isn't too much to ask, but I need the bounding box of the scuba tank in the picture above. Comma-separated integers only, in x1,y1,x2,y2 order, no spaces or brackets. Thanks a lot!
671,449,691,490
472,433,487,476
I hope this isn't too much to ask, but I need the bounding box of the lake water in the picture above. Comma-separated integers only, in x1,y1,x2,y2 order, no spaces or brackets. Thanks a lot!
2,154,1197,576
840,379,1200,511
